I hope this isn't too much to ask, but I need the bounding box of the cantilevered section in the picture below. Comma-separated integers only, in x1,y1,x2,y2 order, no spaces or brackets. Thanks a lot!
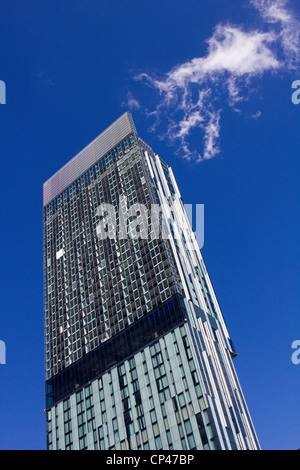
43,112,136,206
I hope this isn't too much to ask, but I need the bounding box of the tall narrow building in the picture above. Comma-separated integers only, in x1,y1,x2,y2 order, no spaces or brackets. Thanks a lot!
43,112,260,450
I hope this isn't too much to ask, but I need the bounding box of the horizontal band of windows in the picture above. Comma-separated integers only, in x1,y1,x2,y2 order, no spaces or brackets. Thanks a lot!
46,293,187,408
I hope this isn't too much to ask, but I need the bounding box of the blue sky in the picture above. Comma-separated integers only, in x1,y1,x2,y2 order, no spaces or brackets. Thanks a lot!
0,0,299,450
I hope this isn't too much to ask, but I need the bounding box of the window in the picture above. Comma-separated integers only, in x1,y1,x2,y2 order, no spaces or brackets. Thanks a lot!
155,435,162,450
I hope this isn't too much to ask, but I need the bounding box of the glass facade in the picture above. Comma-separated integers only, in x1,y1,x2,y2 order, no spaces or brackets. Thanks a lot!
47,326,218,450
44,129,179,379
45,294,187,408
43,112,260,450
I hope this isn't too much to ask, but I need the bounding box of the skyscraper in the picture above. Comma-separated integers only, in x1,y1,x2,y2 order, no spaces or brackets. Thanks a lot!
43,112,260,450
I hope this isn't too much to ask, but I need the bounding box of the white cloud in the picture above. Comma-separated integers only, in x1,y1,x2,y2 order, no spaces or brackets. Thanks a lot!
133,0,299,162
201,110,221,161
251,0,300,67
123,90,141,110
203,26,280,75
252,0,293,23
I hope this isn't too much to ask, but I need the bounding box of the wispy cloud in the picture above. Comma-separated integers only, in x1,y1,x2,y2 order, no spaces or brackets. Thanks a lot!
123,90,141,110
251,0,300,67
132,0,299,162
36,71,55,88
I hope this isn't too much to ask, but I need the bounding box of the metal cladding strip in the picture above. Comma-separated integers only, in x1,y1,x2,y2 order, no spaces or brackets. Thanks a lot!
43,112,136,207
